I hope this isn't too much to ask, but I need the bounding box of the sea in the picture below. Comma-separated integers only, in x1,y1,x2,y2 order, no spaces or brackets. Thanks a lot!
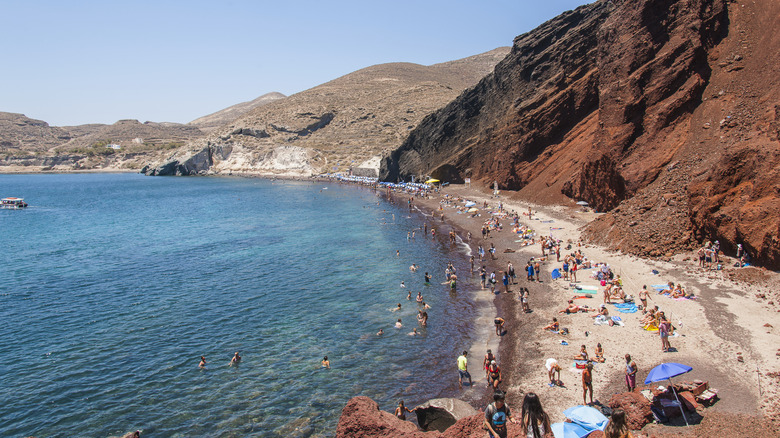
0,173,489,438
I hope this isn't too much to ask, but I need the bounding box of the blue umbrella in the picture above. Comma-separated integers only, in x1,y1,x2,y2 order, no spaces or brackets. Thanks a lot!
644,363,692,384
562,405,609,431
551,421,592,438
644,362,693,426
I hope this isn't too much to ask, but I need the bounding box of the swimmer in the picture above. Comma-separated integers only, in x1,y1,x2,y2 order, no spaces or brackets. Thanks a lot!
230,351,241,366
407,290,412,300
377,328,384,336
395,319,403,329
396,250,400,257
424,272,431,284
199,356,206,369
400,281,406,288
422,301,431,309
408,328,419,336
410,264,418,272
416,291,423,303
322,356,330,368
392,303,402,312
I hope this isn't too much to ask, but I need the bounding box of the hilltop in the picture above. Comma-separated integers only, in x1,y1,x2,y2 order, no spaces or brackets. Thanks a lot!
188,92,286,132
142,47,511,177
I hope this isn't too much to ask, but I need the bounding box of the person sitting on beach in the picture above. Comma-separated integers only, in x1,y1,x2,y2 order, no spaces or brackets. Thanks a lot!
230,351,241,366
671,284,687,298
487,360,502,389
542,318,559,332
545,358,562,386
592,304,614,326
573,345,589,361
594,343,605,363
640,306,659,326
659,282,674,294
394,400,414,421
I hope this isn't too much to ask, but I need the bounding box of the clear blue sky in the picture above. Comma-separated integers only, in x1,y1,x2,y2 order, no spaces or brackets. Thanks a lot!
0,0,590,127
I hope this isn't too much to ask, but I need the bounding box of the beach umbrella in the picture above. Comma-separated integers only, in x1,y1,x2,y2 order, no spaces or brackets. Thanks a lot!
551,421,592,438
467,207,479,213
644,362,693,426
562,405,609,431
464,201,476,208
576,201,589,206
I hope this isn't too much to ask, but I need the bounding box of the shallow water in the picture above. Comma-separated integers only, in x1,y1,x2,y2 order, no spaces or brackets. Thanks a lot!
0,174,482,437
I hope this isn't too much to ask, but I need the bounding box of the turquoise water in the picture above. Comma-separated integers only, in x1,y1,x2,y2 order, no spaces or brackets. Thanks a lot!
0,173,482,437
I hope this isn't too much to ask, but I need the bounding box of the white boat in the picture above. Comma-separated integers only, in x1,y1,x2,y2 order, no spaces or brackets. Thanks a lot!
1,197,28,209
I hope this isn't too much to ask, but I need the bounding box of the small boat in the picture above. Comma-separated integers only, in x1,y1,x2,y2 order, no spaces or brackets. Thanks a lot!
1,197,28,209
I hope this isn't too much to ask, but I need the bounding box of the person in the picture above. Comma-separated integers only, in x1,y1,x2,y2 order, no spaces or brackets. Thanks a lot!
559,300,593,314
424,272,431,284
484,390,518,438
487,360,502,389
407,290,412,300
625,354,637,391
534,260,541,282
230,351,241,366
571,261,578,282
416,291,423,303
480,266,487,289
393,303,402,312
502,271,510,293
638,285,651,310
508,262,516,284
321,356,330,369
395,319,403,329
409,263,418,272
520,392,552,438
542,317,559,332
484,349,496,379
377,328,384,336
594,343,605,363
394,400,414,421
582,361,593,405
603,408,633,438
198,356,206,369
494,317,505,335
521,288,530,313
526,262,535,281
659,315,671,352
574,345,589,361
593,304,613,326
457,350,472,388
409,328,419,336
545,358,562,386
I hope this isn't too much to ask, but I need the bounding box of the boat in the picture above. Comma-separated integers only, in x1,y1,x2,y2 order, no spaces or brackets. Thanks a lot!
1,197,28,209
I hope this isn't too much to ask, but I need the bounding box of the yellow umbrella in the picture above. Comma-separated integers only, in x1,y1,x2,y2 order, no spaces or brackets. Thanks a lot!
425,179,440,184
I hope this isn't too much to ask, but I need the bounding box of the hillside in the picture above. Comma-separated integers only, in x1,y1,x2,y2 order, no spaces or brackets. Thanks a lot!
188,92,286,131
143,47,511,177
380,0,780,269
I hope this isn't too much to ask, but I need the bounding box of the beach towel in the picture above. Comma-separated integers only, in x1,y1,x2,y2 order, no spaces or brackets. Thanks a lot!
541,220,554,223
611,316,625,326
644,323,659,332
572,284,599,295
551,269,562,280
614,303,638,313
651,284,668,290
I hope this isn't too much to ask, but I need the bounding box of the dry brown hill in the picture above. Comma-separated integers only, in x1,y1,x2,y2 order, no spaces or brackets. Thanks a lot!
0,112,72,153
143,47,511,176
380,0,780,269
188,92,286,131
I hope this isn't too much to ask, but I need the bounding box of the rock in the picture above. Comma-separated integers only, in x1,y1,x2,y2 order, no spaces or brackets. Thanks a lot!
335,396,428,438
608,391,653,430
414,398,479,432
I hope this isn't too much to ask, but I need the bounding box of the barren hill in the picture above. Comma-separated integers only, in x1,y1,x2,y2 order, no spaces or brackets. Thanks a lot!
143,47,511,177
188,92,286,132
380,0,780,269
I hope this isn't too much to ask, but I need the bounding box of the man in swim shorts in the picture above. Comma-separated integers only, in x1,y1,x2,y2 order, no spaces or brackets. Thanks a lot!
457,350,472,388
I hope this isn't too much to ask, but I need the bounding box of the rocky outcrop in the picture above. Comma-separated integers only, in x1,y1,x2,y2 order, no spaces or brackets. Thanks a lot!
380,0,780,268
413,398,478,432
608,391,653,430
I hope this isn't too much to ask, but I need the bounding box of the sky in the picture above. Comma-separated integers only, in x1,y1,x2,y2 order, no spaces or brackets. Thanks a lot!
0,0,590,127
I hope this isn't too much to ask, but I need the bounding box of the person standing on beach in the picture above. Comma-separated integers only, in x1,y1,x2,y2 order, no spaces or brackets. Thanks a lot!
484,390,517,438
526,262,535,282
507,262,516,284
534,260,541,282
457,350,472,388
494,317,505,335
625,354,637,392
659,316,671,352
582,362,594,405
487,360,502,389
484,349,496,379
480,266,487,289
571,262,578,282
470,256,475,273
521,393,552,438
502,271,510,293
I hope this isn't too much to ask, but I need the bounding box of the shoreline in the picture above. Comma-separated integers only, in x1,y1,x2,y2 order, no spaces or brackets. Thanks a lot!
421,183,780,436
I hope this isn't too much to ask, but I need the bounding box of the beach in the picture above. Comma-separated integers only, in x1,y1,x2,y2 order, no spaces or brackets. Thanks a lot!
398,182,780,435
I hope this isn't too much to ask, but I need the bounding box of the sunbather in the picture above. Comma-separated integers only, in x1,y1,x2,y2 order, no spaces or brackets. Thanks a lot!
558,300,593,314
542,318,559,331
573,345,589,361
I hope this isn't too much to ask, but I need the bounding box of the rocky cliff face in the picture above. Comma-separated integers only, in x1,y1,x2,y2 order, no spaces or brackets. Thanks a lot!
381,0,780,269
143,48,510,177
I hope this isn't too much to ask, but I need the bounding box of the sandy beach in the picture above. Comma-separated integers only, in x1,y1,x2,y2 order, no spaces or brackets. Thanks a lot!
402,182,780,436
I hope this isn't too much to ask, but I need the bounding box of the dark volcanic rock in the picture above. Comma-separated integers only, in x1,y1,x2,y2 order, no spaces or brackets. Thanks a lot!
608,391,653,430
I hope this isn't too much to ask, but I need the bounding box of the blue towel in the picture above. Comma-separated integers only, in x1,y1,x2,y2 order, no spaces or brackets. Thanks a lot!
611,316,622,322
614,303,638,313
551,269,562,280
